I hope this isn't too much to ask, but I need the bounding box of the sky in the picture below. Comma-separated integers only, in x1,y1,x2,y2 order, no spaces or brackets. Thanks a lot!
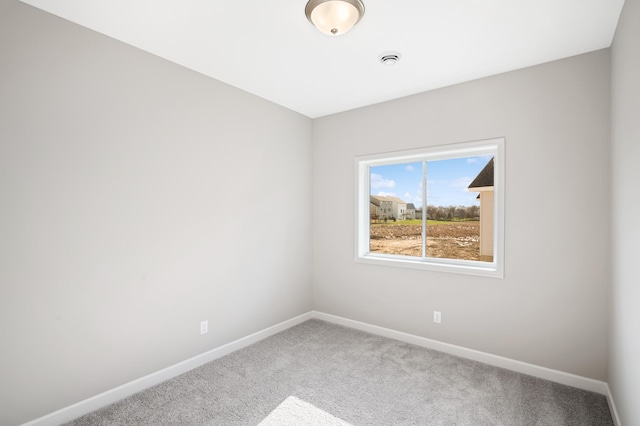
370,155,493,208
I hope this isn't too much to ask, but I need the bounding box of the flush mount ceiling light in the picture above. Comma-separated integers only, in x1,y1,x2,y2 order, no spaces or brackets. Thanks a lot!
305,0,365,36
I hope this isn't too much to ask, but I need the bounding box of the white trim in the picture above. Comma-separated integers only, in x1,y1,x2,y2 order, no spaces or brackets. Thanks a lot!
22,311,616,425
356,254,501,278
312,311,609,396
469,186,493,192
355,137,505,278
606,384,622,426
21,312,313,426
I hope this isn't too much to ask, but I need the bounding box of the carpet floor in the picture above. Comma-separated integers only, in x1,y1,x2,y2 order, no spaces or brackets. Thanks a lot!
65,319,613,425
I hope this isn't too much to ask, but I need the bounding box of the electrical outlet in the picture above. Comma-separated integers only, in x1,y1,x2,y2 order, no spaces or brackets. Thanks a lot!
200,320,208,335
433,311,442,324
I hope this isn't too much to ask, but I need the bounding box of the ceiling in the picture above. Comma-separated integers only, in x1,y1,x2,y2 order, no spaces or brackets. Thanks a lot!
20,0,624,118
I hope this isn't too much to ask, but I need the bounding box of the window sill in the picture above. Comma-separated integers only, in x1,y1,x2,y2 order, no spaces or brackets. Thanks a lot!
355,253,504,278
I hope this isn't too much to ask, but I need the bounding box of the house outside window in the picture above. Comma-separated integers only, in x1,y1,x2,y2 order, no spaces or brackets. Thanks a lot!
355,138,505,278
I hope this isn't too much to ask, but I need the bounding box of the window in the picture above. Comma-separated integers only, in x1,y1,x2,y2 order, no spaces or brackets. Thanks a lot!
355,138,504,278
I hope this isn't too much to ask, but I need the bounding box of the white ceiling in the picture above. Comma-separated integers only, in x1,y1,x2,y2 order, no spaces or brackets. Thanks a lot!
20,0,624,118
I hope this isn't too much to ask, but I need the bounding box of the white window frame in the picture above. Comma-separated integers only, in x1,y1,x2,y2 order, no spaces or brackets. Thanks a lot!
355,138,505,278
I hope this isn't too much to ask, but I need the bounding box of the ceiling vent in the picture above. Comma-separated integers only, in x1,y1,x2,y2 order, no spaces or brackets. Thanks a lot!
379,52,401,66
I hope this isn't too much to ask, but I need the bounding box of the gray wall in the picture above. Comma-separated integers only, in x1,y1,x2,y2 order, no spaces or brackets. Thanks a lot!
313,50,611,381
0,2,312,425
0,0,625,424
610,0,640,424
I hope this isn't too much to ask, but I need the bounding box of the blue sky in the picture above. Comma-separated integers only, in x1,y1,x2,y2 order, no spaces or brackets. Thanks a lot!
370,155,493,208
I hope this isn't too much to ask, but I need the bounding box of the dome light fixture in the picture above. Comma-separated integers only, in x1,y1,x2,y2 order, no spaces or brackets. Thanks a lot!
305,0,365,36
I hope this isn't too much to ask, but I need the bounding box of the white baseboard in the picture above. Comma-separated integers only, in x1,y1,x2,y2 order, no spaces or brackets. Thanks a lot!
21,312,313,426
23,310,619,426
606,384,622,426
312,311,610,396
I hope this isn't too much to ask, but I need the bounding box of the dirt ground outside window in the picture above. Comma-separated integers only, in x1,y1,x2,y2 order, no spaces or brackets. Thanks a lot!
369,221,482,261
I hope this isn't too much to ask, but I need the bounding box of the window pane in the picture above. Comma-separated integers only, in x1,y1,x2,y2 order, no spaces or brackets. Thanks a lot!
426,155,493,262
369,162,422,257
356,138,504,277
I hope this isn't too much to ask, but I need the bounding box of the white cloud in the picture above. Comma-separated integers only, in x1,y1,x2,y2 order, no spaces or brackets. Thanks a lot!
450,176,472,188
370,173,396,189
399,190,424,207
405,165,415,172
376,191,396,197
470,154,494,165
